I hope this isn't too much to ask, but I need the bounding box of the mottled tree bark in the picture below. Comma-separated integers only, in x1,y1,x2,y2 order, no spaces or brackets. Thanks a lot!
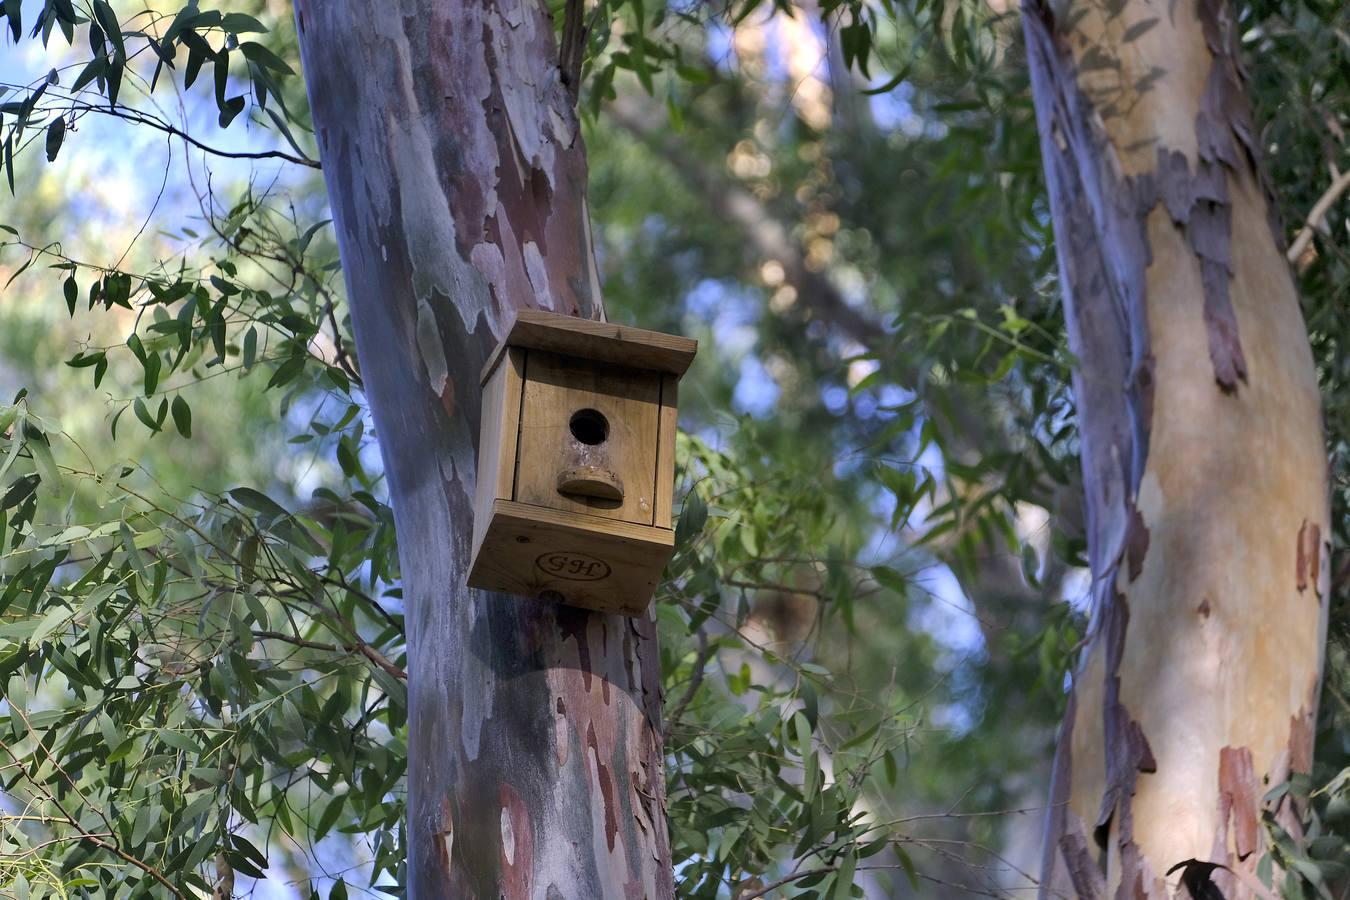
294,3,672,896
1024,0,1330,895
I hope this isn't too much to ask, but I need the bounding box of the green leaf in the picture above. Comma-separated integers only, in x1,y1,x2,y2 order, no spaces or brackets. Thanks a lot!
267,354,306,389
242,326,257,370
44,116,64,162
239,41,295,75
142,351,161,395
133,398,161,433
315,794,345,840
862,63,913,95
130,803,155,847
106,51,125,107
894,845,919,888
185,44,207,89
218,95,245,128
833,850,857,900
27,433,59,493
1021,543,1041,588
171,396,192,438
221,12,267,33
4,0,21,42
229,487,289,520
71,56,107,92
297,218,331,253
871,565,908,595
31,604,70,644
213,47,230,109
4,134,14,195
675,488,707,550
92,0,123,55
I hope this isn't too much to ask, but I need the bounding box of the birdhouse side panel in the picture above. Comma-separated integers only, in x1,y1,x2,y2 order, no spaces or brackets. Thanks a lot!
654,374,679,531
471,348,525,560
514,351,661,525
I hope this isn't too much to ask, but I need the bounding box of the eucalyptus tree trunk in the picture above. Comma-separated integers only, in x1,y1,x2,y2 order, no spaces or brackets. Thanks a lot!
293,3,672,896
1024,0,1330,895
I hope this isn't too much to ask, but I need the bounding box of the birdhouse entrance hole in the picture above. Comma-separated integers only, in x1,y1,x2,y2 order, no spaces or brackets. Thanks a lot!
569,408,609,445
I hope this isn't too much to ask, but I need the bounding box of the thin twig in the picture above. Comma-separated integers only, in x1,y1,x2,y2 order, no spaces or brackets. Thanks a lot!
63,99,321,169
253,629,407,680
665,629,713,738
1287,168,1350,264
322,297,361,385
737,863,928,900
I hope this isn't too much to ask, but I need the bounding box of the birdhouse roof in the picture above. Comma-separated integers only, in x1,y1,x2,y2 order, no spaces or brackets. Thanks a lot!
480,309,698,384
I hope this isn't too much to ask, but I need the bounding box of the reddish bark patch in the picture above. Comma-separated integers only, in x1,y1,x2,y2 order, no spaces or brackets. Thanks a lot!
1131,353,1157,465
1117,843,1152,899
621,621,637,692
586,722,620,851
434,794,456,884
498,783,534,897
1060,827,1106,899
1296,519,1320,596
1155,147,1248,392
1092,597,1156,900
439,376,456,419
1289,706,1313,775
1040,689,1081,894
557,606,593,691
1093,703,1157,853
1217,746,1259,859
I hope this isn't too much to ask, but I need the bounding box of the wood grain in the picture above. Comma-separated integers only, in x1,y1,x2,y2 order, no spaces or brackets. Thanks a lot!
514,350,661,525
653,374,678,530
481,309,697,383
467,500,675,616
471,348,525,560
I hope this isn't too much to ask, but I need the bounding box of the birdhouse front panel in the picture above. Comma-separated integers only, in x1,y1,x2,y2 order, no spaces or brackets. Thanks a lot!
467,310,696,617
514,351,662,525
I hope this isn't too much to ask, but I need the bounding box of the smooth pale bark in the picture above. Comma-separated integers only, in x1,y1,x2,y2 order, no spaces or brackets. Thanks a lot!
1024,0,1330,895
293,2,672,896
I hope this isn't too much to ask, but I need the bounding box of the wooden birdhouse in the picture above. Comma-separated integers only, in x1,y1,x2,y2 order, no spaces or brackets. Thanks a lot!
467,310,697,616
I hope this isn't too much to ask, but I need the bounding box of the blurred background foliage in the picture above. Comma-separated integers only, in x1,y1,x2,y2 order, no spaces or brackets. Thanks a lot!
0,0,1345,896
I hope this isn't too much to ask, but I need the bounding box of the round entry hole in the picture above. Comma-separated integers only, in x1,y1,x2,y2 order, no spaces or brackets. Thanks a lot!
569,408,609,445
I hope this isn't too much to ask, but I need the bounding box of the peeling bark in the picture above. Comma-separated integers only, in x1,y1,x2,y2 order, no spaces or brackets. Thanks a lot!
1025,0,1331,895
1216,746,1258,860
294,3,672,896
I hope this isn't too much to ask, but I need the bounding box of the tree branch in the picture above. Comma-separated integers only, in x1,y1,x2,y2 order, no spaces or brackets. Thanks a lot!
254,629,408,680
607,95,887,350
665,628,713,738
1287,167,1350,264
559,0,588,99
63,99,322,169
